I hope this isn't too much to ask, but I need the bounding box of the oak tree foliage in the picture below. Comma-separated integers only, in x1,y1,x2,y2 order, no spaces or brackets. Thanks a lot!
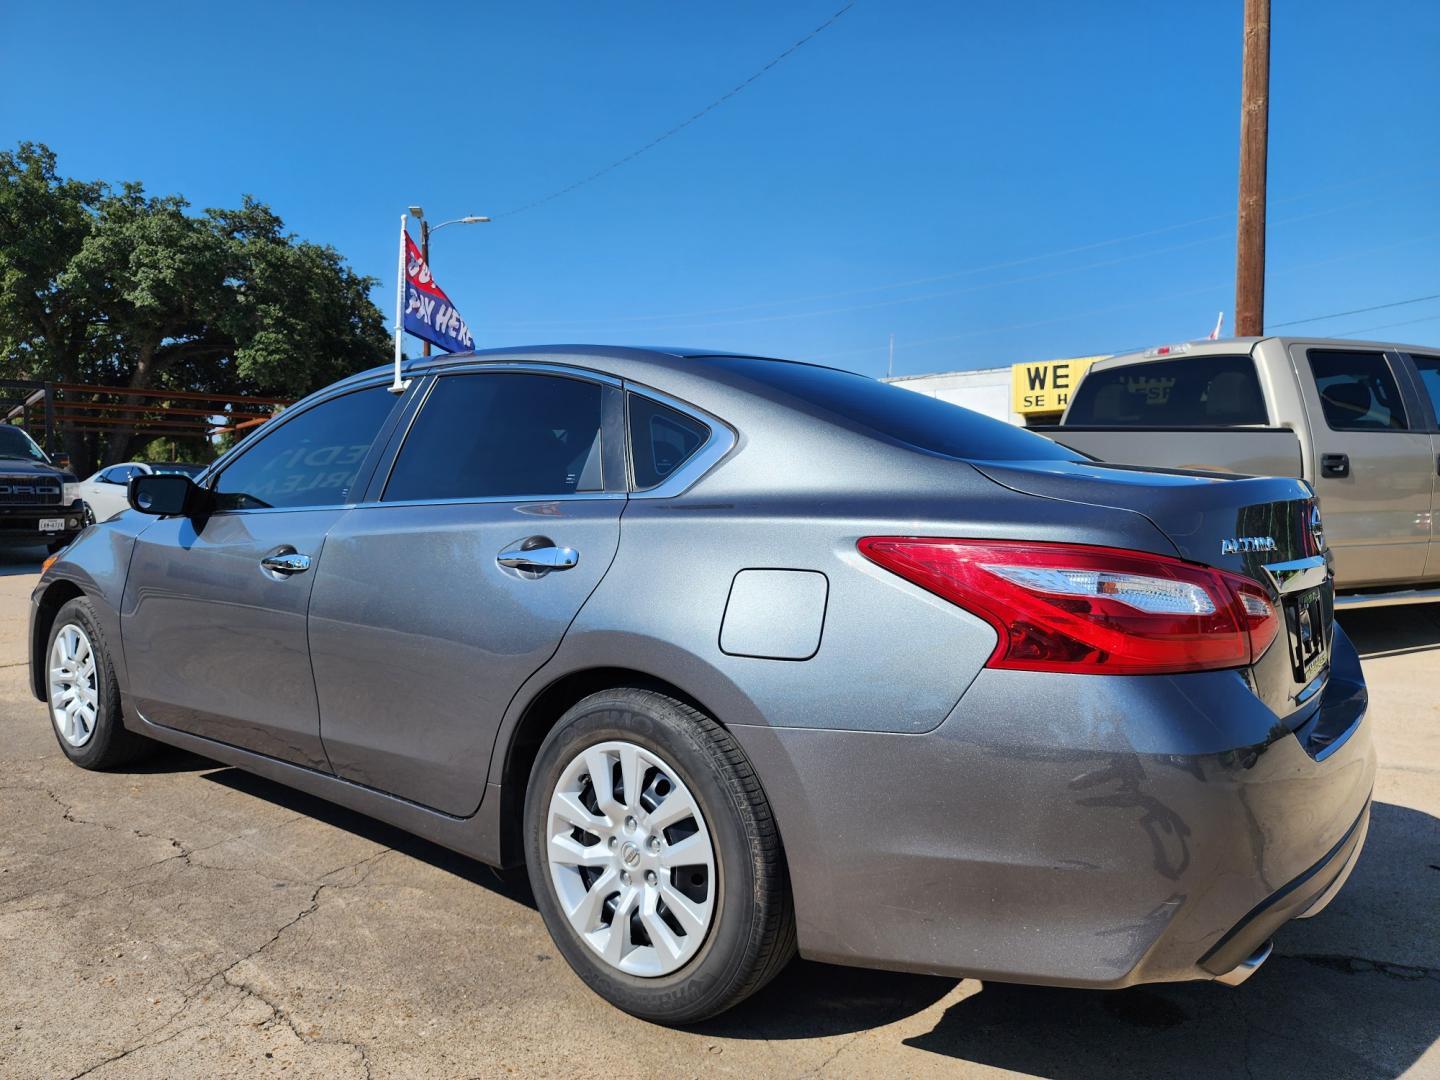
0,142,389,469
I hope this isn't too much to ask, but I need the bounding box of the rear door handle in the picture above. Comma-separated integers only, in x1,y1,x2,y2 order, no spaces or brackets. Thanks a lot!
497,540,579,574
261,552,312,575
1320,453,1350,479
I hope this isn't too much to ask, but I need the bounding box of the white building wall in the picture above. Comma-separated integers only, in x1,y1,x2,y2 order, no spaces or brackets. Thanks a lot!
884,367,1020,426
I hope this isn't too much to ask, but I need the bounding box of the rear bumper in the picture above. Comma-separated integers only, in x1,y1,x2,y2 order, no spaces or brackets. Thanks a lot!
731,623,1376,988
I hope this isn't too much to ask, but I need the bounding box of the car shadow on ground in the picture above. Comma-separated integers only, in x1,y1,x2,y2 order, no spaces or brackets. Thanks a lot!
1340,604,1440,659
0,544,49,576
188,762,1440,1065
198,765,539,909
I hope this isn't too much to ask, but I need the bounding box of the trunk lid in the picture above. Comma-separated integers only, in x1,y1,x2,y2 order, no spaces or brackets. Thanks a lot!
973,458,1331,722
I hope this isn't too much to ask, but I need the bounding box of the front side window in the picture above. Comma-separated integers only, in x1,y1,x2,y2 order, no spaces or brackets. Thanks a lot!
211,385,398,510
1407,353,1440,427
1065,356,1268,427
629,394,710,489
384,372,605,502
1309,350,1408,431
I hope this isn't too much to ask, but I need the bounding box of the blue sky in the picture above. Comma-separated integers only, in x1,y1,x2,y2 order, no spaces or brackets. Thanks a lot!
4,0,1439,377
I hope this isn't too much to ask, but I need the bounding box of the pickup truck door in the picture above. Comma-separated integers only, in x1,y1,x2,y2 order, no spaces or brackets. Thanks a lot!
1290,345,1434,588
1398,350,1440,582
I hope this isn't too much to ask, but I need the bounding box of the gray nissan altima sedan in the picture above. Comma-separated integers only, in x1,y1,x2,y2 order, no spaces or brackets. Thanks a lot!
32,346,1374,1023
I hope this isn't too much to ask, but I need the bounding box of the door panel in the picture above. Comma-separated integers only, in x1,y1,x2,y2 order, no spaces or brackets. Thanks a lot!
1291,346,1433,587
122,510,343,767
307,500,622,816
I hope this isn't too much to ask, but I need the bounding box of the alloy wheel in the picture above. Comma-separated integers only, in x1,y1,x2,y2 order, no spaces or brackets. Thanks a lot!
546,739,717,977
49,622,98,748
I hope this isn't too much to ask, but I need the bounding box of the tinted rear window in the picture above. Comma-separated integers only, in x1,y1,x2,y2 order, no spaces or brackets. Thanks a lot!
706,357,1076,461
1065,355,1268,427
1308,349,1409,431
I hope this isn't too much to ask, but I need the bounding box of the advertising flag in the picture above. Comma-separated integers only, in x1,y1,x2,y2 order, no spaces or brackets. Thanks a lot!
403,233,476,353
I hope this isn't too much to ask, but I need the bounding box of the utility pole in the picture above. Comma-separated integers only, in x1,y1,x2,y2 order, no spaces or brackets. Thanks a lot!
1234,0,1270,337
887,334,894,379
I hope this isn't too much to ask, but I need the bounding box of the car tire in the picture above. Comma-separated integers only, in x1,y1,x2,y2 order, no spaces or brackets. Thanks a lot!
524,688,795,1024
45,597,154,769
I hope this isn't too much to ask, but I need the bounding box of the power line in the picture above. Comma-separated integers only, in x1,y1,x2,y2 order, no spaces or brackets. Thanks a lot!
813,230,1440,363
493,3,856,219
487,191,1418,336
1330,310,1440,338
486,177,1435,334
1268,291,1440,328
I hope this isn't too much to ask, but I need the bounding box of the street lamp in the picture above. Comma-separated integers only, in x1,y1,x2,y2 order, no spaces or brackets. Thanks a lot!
406,207,490,354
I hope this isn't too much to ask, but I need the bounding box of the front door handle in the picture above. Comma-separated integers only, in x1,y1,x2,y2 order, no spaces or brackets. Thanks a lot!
261,551,312,575
1320,453,1350,479
497,539,579,575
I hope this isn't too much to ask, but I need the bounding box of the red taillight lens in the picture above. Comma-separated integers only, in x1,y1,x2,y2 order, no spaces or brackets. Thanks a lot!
858,538,1278,675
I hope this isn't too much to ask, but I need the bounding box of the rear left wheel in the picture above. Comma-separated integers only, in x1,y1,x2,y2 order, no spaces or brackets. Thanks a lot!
523,688,795,1023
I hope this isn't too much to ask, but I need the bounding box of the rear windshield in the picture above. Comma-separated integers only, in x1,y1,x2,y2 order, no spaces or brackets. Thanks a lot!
706,357,1077,461
1065,355,1268,427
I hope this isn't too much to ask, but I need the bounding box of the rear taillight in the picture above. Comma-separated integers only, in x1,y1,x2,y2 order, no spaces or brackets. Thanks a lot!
858,538,1278,675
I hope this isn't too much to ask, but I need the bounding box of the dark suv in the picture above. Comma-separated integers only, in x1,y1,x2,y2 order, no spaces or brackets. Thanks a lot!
0,425,87,552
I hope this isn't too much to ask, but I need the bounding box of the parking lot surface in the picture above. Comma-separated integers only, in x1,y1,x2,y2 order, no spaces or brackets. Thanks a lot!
1,545,1437,1079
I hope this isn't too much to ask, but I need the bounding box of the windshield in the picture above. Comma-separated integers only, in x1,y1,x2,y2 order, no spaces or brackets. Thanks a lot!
705,357,1079,462
0,425,50,464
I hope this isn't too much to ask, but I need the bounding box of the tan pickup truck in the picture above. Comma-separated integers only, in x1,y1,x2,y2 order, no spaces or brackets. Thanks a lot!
1041,337,1440,608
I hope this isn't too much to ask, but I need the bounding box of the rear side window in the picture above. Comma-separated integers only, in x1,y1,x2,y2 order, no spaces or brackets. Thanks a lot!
1406,353,1440,427
629,394,710,489
1065,356,1268,427
1308,350,1408,431
706,357,1076,461
384,372,605,501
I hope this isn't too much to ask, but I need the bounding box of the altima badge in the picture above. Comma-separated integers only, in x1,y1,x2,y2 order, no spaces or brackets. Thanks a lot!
1221,536,1277,555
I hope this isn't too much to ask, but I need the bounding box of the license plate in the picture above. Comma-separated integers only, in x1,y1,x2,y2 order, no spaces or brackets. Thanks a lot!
1285,585,1329,681
38,518,64,532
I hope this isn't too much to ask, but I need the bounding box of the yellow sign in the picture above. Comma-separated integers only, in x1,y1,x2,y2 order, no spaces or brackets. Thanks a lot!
1011,356,1105,416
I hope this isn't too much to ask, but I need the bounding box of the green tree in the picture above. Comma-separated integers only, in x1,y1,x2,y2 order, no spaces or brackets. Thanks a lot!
0,142,390,470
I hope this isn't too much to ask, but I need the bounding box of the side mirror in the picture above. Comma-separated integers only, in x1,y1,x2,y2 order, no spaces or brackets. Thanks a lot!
128,474,209,517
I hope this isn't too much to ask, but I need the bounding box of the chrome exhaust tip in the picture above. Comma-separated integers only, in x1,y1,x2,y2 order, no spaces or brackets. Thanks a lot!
1214,940,1273,987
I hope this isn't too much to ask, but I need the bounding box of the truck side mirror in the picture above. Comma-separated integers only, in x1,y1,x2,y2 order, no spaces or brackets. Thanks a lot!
128,474,209,517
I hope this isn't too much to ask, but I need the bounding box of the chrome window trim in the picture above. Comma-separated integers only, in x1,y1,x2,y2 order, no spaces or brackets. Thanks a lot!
409,359,623,387
623,384,737,499
375,365,619,504
356,492,627,510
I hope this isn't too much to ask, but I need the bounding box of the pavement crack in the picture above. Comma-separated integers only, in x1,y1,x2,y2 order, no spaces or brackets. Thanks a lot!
1286,952,1440,981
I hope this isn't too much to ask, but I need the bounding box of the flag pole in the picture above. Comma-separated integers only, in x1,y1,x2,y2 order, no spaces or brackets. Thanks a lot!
390,213,409,394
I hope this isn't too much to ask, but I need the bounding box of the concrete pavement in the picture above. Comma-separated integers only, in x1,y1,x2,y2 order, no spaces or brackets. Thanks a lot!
1,545,1437,1079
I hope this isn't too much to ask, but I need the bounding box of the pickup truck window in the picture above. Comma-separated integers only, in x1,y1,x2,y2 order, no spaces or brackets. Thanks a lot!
1308,350,1409,432
0,424,50,465
1064,355,1267,427
1408,354,1440,426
